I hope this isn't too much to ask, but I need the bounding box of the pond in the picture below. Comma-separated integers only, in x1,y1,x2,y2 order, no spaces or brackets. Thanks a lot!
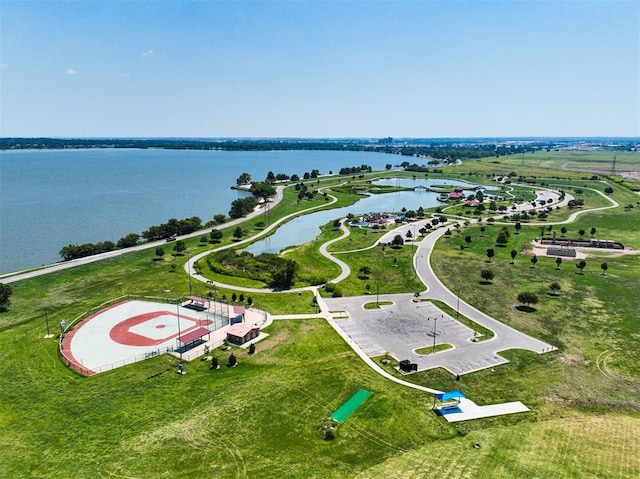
245,178,498,255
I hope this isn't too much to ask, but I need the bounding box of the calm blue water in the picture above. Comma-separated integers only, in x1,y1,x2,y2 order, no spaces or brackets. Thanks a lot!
0,148,395,273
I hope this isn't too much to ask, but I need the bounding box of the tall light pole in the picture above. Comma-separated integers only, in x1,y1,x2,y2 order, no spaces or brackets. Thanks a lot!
176,301,182,361
187,250,193,296
432,316,437,351
429,315,443,352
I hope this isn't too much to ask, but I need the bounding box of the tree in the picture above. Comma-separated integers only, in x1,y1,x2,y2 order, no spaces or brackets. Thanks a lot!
247,297,253,306
578,229,586,239
510,249,517,264
480,226,486,237
496,231,508,246
577,259,587,274
229,197,258,218
155,247,165,260
358,266,371,279
480,269,494,283
590,227,597,237
514,222,522,234
486,248,495,262
248,342,256,355
213,214,226,224
464,235,472,247
227,353,237,367
233,226,244,239
236,172,251,186
210,229,223,243
239,293,245,302
250,182,276,200
391,235,404,248
517,291,539,307
265,171,276,183
173,240,186,255
604,186,614,194
116,233,140,248
549,282,561,295
405,230,413,240
601,262,608,276
210,357,219,369
269,259,297,290
561,226,567,237
530,254,538,268
0,283,13,311
444,229,452,237
555,257,562,270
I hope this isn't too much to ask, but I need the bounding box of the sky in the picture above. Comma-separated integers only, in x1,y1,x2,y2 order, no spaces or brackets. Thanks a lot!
1,0,638,138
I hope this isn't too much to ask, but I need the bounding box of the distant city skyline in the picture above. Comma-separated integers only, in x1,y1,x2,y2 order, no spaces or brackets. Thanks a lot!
1,1,638,138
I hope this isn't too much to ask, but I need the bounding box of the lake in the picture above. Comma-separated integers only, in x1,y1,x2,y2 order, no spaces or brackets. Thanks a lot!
0,148,396,273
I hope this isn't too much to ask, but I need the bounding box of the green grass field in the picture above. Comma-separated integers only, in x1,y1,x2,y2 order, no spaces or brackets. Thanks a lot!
1,152,639,478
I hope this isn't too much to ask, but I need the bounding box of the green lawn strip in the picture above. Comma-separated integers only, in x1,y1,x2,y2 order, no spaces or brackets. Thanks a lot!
212,287,317,316
327,226,388,252
363,301,393,310
414,343,453,355
320,244,424,297
195,268,268,289
283,222,344,286
428,300,494,340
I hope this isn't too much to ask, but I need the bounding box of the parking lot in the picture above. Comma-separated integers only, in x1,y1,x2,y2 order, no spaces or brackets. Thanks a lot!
325,293,553,375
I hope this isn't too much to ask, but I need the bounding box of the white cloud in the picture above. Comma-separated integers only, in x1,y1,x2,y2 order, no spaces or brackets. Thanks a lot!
0,64,8,70
65,68,78,75
141,50,154,57
121,72,130,78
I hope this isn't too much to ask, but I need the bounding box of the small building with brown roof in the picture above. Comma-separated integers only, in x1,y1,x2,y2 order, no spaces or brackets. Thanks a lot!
226,323,260,346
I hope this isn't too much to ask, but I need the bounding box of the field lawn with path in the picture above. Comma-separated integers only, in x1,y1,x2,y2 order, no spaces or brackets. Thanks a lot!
1,153,639,478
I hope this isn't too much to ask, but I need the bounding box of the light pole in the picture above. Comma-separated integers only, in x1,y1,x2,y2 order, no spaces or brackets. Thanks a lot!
456,286,460,318
176,301,182,361
432,316,437,351
429,315,443,352
187,250,193,296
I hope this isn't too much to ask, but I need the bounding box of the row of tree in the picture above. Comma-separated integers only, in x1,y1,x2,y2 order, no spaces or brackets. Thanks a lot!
59,216,202,261
142,217,202,241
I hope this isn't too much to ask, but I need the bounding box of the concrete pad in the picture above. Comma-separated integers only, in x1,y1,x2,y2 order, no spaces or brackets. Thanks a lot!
438,397,530,422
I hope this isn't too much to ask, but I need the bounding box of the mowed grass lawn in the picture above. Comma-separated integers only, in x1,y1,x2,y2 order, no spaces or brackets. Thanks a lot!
1,319,457,478
1,164,640,478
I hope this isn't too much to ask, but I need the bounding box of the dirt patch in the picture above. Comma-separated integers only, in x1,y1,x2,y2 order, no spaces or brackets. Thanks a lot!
558,353,589,366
